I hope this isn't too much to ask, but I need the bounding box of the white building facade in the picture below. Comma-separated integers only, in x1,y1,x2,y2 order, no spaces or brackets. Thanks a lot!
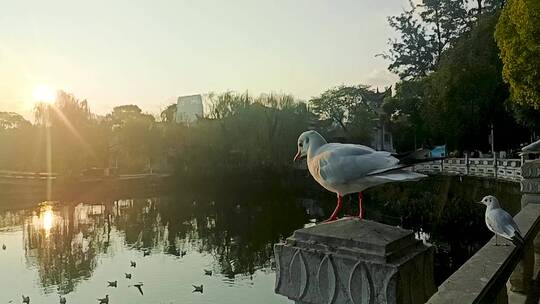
175,94,203,124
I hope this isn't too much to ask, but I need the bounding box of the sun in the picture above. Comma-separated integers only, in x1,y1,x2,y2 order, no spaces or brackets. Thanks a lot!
32,84,56,103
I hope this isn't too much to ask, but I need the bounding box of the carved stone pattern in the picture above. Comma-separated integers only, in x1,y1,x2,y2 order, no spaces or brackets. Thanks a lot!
348,261,374,304
521,179,540,194
289,249,309,300
317,254,337,304
522,161,540,178
275,247,282,292
384,269,399,303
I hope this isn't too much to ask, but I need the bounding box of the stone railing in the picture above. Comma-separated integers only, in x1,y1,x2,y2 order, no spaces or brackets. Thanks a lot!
426,204,540,303
0,170,57,181
427,159,540,304
414,158,523,182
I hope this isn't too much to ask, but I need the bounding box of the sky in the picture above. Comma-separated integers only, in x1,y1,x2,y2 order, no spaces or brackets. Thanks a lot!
0,0,410,119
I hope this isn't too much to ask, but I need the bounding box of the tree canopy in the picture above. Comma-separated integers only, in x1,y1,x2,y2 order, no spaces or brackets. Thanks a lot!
495,0,540,108
383,0,504,80
309,85,381,143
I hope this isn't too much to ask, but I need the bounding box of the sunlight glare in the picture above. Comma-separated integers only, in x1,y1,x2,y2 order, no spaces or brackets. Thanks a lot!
37,204,56,237
32,84,56,103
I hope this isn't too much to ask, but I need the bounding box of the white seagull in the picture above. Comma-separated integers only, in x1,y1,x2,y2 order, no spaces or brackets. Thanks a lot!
294,130,431,222
477,195,524,246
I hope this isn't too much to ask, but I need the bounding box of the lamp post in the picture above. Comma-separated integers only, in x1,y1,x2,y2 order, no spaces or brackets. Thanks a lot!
490,123,497,178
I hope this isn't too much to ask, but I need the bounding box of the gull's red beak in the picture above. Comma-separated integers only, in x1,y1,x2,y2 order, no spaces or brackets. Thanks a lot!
293,150,301,161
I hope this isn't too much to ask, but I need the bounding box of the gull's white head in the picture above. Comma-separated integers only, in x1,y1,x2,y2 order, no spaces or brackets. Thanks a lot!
477,195,500,208
293,130,327,161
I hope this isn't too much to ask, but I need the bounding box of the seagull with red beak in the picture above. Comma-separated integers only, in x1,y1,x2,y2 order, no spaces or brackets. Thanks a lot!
294,130,428,222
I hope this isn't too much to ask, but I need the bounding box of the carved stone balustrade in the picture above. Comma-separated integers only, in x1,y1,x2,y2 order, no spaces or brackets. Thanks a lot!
274,218,436,304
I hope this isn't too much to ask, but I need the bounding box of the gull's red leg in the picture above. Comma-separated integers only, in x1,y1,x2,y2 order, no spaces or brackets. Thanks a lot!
325,195,342,222
358,192,364,219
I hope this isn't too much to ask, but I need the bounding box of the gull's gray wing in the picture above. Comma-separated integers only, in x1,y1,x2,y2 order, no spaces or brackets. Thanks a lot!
315,144,398,184
486,209,521,240
317,143,376,156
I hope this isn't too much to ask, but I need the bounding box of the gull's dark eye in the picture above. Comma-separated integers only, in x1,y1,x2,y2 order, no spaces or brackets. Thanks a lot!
299,142,303,147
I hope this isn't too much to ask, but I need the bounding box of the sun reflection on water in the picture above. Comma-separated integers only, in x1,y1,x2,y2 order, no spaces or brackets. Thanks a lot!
33,203,56,237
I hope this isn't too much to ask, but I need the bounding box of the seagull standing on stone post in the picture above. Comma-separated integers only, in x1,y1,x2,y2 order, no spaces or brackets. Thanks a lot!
477,195,524,247
293,130,437,222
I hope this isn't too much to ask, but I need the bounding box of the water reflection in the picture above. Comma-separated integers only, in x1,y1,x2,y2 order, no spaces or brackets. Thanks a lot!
1,195,305,302
0,176,521,303
23,202,108,295
33,204,55,236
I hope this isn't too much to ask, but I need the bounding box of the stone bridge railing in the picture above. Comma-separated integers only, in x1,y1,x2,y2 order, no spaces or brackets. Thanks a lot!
427,160,540,304
0,170,57,181
414,158,523,182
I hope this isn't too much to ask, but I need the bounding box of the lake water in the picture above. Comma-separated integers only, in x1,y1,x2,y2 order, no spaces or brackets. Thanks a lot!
0,176,520,303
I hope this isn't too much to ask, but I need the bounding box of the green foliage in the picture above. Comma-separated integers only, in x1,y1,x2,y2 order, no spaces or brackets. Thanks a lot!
384,80,429,151
495,0,540,108
309,85,379,142
0,90,316,175
420,0,469,59
428,12,530,150
383,0,469,79
160,104,177,123
383,5,434,79
383,1,535,150
186,92,313,170
106,105,159,173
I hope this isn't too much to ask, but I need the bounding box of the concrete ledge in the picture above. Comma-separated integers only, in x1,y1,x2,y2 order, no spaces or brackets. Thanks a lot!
427,204,540,304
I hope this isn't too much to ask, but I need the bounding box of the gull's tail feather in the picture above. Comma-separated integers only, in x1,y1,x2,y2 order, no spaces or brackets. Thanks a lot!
376,170,426,181
511,232,525,247
367,149,444,177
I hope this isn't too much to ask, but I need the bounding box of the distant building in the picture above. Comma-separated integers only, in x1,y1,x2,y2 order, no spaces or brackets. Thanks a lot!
368,88,394,152
371,127,394,152
175,94,203,123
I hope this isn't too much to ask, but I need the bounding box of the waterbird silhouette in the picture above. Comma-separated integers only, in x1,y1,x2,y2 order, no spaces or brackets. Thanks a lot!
22,295,30,304
294,130,435,222
125,273,132,279
477,195,524,246
97,295,109,304
130,261,136,267
143,249,150,257
2,244,5,250
203,269,212,276
59,295,66,304
192,285,203,293
180,250,186,257
129,283,144,295
107,280,117,287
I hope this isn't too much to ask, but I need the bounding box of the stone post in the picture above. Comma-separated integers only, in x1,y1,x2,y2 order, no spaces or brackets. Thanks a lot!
465,153,470,175
274,218,436,304
520,160,540,252
510,159,540,292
